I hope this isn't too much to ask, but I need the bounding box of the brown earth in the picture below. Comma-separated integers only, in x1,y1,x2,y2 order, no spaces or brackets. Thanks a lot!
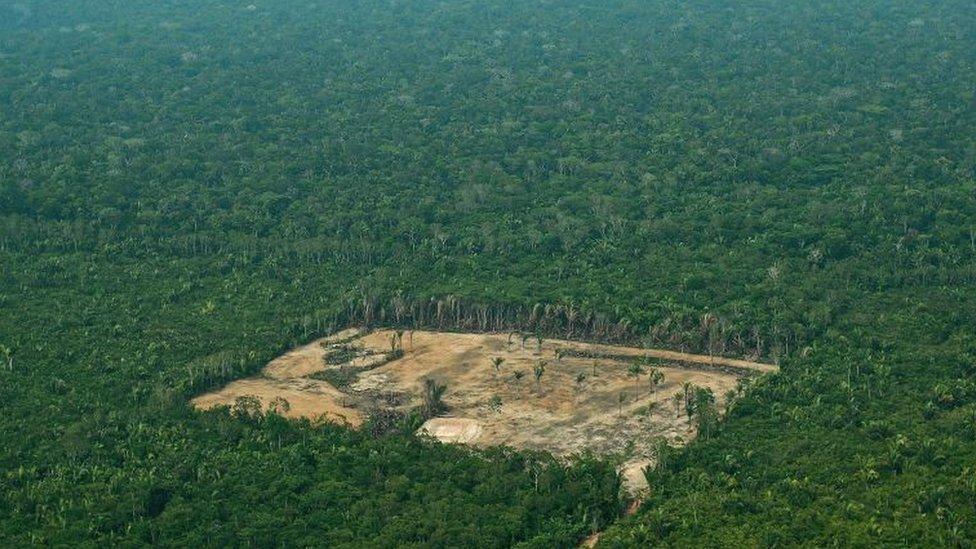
191,329,775,493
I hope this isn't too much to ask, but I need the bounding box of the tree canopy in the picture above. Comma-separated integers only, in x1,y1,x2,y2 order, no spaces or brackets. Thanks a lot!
1,0,975,545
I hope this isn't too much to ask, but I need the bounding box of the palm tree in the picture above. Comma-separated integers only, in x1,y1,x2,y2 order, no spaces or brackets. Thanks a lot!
491,357,505,377
422,378,447,419
512,370,525,396
533,361,546,393
592,361,599,377
554,348,566,363
648,368,664,399
627,363,644,399
618,391,627,417
672,391,683,414
691,387,717,437
700,312,718,364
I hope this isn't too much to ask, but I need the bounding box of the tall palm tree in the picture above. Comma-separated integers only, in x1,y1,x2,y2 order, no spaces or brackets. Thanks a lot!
648,368,664,399
672,391,683,415
533,361,546,393
574,372,587,404
700,313,718,363
627,363,644,399
422,378,447,419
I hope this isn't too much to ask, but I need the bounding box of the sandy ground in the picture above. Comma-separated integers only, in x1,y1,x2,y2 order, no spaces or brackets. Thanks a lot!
191,328,365,425
192,329,774,493
418,417,484,443
191,377,363,426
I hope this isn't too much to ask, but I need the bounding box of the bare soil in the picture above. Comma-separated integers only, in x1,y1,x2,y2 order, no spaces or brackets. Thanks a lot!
192,329,775,493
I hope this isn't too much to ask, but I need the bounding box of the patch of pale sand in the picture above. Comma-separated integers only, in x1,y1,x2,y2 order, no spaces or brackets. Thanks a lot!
190,377,363,426
418,417,484,444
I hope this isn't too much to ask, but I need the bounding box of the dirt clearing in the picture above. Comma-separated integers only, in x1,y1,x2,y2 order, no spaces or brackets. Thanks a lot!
192,329,775,493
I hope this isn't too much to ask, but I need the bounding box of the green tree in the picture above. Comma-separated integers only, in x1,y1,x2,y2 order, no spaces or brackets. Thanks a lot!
422,378,447,419
627,363,644,399
534,361,547,393
648,367,664,399
491,356,505,377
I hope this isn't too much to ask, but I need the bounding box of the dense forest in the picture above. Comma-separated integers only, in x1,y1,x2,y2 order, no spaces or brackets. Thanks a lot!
1,0,975,545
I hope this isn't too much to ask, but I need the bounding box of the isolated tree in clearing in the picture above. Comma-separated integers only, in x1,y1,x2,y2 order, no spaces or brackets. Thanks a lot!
627,363,644,399
421,378,447,419
491,357,504,377
533,361,546,393
648,367,664,399
512,370,525,394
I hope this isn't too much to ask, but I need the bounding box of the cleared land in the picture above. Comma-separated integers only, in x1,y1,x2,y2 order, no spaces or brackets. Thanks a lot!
192,329,775,492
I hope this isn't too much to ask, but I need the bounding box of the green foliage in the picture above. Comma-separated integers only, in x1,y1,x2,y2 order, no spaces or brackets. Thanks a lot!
421,378,448,420
1,0,975,545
